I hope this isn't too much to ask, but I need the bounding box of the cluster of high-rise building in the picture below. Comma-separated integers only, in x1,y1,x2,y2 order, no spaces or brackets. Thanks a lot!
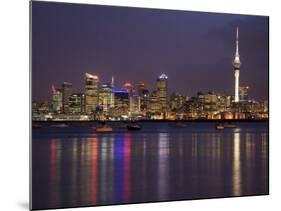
32,27,268,121
33,72,170,120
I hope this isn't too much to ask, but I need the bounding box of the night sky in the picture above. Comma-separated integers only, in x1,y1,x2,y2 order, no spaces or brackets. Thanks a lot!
32,1,269,102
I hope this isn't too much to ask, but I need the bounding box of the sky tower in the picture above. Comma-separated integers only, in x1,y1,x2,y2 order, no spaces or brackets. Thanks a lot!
233,27,241,103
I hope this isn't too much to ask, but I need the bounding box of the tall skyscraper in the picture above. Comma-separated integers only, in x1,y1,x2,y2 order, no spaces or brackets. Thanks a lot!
62,82,72,113
113,89,129,108
136,82,149,112
122,82,135,113
233,27,241,103
85,73,99,114
51,85,62,113
111,89,129,117
148,90,160,113
130,89,141,114
99,83,113,112
156,73,168,112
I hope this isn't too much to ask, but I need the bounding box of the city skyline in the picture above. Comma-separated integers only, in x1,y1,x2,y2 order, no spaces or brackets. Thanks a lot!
32,1,269,102
31,3,269,210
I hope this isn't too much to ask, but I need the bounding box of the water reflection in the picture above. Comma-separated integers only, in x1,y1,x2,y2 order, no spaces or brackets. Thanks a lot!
32,122,268,210
49,139,61,207
123,133,132,202
90,135,98,205
71,139,78,205
157,133,170,200
232,128,242,196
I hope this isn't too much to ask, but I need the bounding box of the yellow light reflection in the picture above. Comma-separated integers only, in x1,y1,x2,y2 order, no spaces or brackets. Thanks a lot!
232,128,242,196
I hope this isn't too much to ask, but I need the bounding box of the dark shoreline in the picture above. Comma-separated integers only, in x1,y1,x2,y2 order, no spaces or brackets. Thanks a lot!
32,119,269,123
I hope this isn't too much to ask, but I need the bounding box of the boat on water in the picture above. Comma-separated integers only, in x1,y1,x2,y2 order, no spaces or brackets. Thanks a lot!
94,125,113,133
216,123,224,130
32,124,43,129
50,123,69,128
127,123,142,130
175,122,187,128
224,122,237,128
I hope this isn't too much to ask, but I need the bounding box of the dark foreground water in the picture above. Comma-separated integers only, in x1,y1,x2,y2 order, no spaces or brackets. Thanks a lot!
32,122,268,210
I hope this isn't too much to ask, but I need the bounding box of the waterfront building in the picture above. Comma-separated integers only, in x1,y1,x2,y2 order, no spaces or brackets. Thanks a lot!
233,27,241,102
141,89,149,112
184,97,202,119
148,90,161,113
69,93,85,114
113,88,129,108
130,89,141,114
156,73,168,113
85,73,99,114
51,85,63,113
111,88,129,117
216,94,229,112
203,92,218,114
123,82,140,114
239,86,249,102
136,82,149,112
170,92,186,111
99,83,113,112
62,82,72,113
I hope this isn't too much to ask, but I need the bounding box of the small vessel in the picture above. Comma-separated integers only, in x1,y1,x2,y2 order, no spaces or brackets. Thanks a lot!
224,122,237,128
216,123,224,130
32,124,43,129
127,123,142,130
50,123,69,128
175,122,187,128
94,125,113,133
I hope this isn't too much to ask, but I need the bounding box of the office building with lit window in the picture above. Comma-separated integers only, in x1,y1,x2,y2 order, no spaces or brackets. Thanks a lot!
113,89,129,108
69,93,85,114
62,82,72,113
99,83,113,112
51,85,62,113
110,89,129,117
156,73,168,113
136,82,149,112
239,86,249,102
85,73,99,114
148,90,160,113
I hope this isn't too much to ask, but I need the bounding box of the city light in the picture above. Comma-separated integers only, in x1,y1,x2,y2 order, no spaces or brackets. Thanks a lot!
85,73,99,79
32,28,268,121
159,73,168,80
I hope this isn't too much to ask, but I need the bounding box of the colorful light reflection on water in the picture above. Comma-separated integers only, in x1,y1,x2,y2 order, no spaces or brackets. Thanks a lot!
32,122,268,210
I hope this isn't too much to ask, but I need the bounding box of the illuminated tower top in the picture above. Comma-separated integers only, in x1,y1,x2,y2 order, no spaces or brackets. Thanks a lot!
233,27,241,69
85,73,98,80
158,73,168,80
